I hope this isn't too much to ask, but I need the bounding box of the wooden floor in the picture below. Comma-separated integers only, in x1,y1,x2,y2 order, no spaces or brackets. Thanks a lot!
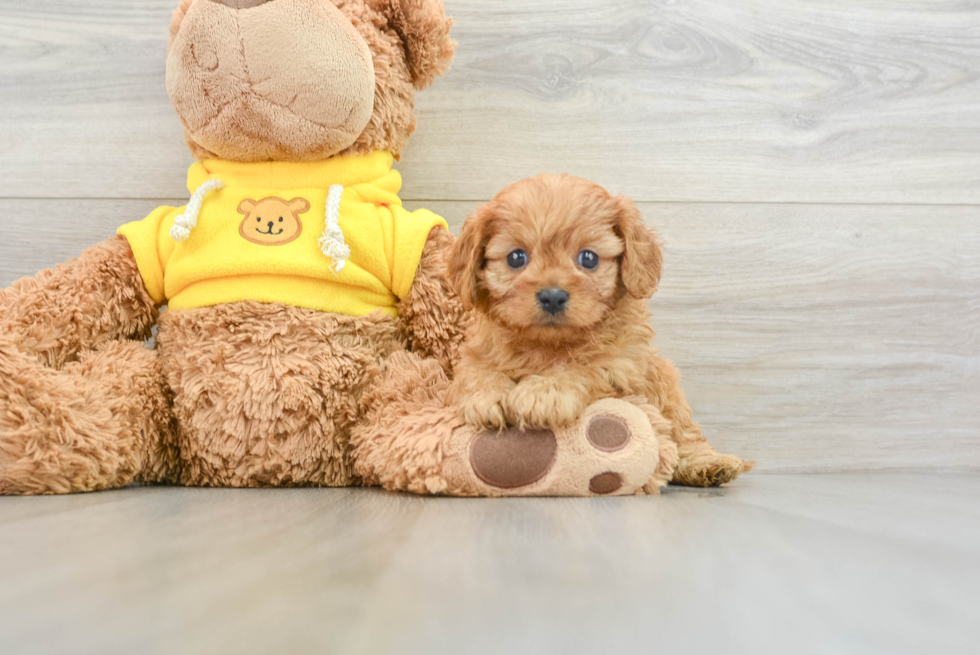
1,1,979,652
0,473,978,655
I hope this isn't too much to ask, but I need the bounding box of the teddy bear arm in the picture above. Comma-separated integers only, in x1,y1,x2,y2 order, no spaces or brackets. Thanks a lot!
0,235,158,369
397,227,468,373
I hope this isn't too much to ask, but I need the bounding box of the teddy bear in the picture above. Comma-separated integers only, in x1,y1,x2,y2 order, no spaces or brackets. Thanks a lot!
0,0,467,494
1,0,747,497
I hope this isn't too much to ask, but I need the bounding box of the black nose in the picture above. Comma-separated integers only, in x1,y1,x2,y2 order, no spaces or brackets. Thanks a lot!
210,0,273,9
267,221,274,228
537,288,569,315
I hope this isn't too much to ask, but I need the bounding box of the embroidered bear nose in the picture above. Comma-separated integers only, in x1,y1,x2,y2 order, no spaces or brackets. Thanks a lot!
537,288,570,315
209,0,273,9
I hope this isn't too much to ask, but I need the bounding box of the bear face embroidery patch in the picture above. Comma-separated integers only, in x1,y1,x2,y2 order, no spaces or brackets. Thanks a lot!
238,197,310,246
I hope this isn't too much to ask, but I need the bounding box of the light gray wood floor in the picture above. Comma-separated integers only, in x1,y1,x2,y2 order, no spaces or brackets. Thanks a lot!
1,1,979,652
1,473,978,655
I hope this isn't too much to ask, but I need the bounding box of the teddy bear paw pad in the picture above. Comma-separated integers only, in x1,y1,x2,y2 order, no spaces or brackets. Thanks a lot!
586,415,631,452
470,428,558,489
588,471,624,494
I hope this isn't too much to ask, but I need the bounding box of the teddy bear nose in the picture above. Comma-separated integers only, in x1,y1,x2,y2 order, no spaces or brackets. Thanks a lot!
537,288,570,315
209,0,273,9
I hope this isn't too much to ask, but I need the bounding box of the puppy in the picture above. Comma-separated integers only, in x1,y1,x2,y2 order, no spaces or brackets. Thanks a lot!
447,173,751,487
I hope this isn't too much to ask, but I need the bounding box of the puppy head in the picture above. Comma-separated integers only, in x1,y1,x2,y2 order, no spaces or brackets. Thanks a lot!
449,174,662,340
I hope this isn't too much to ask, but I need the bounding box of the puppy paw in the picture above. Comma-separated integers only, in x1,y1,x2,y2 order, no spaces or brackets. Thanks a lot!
457,392,509,430
504,375,587,429
450,369,515,430
674,452,753,487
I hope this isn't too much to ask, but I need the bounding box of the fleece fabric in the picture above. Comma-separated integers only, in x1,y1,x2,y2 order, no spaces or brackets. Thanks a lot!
118,151,446,316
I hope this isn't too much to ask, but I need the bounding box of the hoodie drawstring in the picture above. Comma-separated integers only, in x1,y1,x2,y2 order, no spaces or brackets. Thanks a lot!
319,184,350,274
170,179,225,242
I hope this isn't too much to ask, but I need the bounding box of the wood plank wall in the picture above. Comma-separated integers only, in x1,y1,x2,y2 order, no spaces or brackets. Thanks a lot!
1,0,978,472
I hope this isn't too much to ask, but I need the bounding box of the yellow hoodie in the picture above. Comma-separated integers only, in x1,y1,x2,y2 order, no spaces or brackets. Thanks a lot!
118,151,446,317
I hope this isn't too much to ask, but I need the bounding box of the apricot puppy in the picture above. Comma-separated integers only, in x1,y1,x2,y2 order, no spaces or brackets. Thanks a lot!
447,174,752,487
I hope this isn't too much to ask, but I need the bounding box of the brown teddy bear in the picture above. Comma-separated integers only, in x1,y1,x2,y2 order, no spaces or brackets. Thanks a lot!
0,0,747,497
0,0,466,494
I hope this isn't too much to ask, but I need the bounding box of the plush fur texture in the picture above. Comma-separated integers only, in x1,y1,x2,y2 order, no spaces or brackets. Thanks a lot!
446,174,752,487
0,0,459,495
158,301,404,487
0,239,179,495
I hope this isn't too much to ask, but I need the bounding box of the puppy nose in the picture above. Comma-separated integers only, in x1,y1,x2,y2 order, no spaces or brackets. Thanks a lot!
210,0,273,9
537,288,570,315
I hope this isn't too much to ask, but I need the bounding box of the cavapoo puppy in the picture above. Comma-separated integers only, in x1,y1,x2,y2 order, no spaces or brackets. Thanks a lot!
447,173,751,486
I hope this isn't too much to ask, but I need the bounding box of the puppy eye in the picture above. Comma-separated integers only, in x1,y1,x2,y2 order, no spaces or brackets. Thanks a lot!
278,217,284,222
507,249,528,270
578,250,599,270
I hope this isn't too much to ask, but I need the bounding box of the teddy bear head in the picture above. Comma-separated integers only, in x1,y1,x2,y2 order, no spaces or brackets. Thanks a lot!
167,0,455,162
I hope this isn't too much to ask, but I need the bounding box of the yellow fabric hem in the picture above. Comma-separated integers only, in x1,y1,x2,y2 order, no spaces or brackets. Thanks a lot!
168,275,399,317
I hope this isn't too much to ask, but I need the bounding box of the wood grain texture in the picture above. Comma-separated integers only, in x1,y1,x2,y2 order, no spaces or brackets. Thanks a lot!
3,199,978,473
0,473,978,655
1,0,979,202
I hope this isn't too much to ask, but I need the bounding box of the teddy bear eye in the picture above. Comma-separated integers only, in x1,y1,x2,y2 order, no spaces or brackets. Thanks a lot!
578,250,599,270
278,217,284,222
506,249,528,270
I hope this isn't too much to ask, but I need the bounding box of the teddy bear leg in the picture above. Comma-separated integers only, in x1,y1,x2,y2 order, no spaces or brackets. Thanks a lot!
352,352,671,497
0,337,179,495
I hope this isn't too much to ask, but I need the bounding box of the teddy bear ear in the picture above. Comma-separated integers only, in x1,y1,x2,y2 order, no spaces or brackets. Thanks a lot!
376,0,457,90
169,0,197,50
238,199,257,215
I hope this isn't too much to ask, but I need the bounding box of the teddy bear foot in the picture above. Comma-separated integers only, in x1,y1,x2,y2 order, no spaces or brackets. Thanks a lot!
435,398,664,497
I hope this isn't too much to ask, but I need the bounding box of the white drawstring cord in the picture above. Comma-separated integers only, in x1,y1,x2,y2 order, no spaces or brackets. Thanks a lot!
319,184,350,274
170,179,225,242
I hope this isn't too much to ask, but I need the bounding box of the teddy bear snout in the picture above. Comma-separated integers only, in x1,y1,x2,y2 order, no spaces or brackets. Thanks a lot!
168,0,376,162
210,0,273,8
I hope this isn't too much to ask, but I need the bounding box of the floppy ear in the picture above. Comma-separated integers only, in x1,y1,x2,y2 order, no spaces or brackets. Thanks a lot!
237,199,257,215
447,204,495,311
377,0,456,90
615,196,663,299
288,198,311,215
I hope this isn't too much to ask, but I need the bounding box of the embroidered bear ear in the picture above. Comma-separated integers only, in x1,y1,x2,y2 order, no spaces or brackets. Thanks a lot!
238,199,258,215
288,198,311,215
375,0,456,90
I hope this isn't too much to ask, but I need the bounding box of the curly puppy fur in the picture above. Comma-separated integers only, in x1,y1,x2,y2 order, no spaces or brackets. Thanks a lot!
447,174,752,487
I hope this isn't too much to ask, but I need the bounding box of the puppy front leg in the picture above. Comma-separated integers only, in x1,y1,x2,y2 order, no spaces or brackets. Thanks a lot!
449,366,514,430
504,373,590,430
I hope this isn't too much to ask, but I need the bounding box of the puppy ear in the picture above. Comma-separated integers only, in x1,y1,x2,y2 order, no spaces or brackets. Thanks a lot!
447,204,494,311
237,199,257,215
615,196,663,299
377,0,456,90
